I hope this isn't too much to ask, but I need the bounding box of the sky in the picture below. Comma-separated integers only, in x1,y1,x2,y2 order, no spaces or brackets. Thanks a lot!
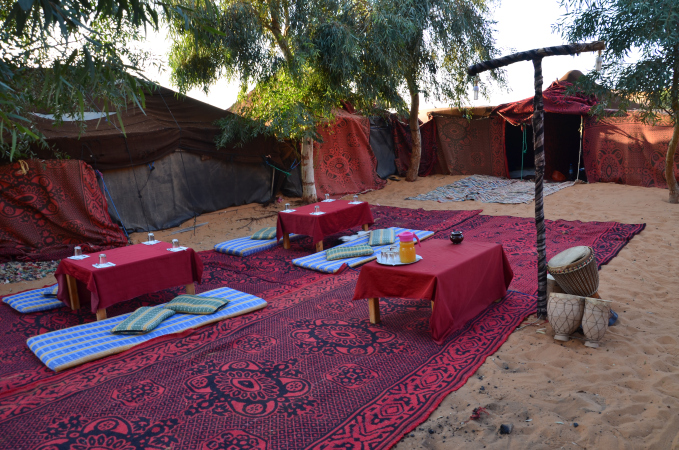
142,0,604,111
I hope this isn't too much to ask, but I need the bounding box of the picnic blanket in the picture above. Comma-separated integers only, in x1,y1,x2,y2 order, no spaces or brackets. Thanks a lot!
3,284,64,313
292,228,434,273
407,175,574,204
28,287,267,372
214,234,302,257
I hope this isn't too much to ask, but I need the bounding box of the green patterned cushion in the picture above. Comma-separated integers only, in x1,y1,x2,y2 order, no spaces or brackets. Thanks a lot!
164,295,230,315
42,286,59,297
251,227,277,240
369,229,395,246
326,244,374,261
111,307,176,335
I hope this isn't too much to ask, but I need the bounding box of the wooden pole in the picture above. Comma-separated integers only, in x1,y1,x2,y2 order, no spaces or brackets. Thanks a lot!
532,58,548,318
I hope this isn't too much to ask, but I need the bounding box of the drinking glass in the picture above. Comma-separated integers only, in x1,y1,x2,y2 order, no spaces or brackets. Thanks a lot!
353,194,359,202
148,232,155,242
314,206,320,214
74,246,82,257
99,254,107,265
172,239,179,249
325,194,330,201
285,203,290,211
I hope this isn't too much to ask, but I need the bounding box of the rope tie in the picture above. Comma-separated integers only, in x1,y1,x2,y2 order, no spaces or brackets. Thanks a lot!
18,160,29,175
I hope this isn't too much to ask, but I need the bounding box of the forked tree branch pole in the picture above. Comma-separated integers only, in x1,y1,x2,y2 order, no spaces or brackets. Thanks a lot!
467,40,606,318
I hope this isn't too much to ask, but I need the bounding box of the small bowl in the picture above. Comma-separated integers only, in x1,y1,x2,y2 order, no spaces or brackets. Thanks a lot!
450,231,464,244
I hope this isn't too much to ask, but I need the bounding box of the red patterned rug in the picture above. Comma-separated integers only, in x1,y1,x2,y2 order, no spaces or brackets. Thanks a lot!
0,208,643,449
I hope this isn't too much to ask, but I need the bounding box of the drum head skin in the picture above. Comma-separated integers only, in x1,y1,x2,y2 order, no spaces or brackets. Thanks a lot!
548,246,591,269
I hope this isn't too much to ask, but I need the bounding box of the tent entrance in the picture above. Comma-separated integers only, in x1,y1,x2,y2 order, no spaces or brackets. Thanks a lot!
505,122,535,179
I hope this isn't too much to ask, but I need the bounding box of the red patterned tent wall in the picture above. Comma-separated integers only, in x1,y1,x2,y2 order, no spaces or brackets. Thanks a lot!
0,160,128,262
313,109,386,197
390,117,440,177
584,114,679,188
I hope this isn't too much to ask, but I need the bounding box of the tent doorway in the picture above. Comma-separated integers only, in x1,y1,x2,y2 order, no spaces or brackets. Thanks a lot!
505,122,535,179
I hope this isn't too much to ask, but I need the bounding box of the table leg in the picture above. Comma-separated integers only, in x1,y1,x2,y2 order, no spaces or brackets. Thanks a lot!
368,298,381,324
96,308,107,321
283,233,291,249
186,283,196,295
66,274,80,310
431,301,435,311
362,224,369,231
315,241,323,252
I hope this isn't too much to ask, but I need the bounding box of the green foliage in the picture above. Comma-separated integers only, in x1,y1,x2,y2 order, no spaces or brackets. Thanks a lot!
0,0,160,161
557,0,679,124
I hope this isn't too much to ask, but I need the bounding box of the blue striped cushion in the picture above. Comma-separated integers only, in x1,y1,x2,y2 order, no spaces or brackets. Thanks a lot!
326,244,373,261
111,307,176,335
42,286,59,297
214,234,302,257
369,229,395,246
164,295,230,315
251,227,277,240
292,228,434,274
27,287,268,372
3,285,63,313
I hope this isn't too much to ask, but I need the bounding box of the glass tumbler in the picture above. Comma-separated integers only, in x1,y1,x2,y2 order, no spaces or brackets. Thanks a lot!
74,246,82,257
148,232,155,242
99,254,107,265
172,239,179,249
314,206,320,214
325,194,330,201
353,194,359,202
285,203,290,211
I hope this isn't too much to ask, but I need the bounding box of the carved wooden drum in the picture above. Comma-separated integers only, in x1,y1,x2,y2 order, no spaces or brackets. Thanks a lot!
547,246,599,298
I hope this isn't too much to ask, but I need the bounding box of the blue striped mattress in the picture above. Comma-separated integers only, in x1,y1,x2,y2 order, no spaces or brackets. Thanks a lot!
3,285,63,313
27,287,267,372
292,228,434,274
214,233,302,256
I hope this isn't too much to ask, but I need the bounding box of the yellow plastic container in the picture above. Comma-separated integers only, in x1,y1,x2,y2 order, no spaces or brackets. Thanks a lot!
398,231,421,263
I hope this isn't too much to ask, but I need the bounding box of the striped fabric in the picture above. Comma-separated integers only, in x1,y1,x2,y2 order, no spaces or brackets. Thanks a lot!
214,233,302,257
251,227,277,240
292,228,434,274
42,286,59,297
111,307,176,335
164,295,230,315
326,244,373,261
369,229,395,246
27,287,268,372
3,285,63,313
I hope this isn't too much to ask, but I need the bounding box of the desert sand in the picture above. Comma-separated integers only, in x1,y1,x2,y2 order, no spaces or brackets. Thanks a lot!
2,175,678,449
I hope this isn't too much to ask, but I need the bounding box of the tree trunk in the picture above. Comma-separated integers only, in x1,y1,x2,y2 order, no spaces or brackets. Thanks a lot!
406,84,421,182
301,137,317,203
667,120,679,203
532,57,548,319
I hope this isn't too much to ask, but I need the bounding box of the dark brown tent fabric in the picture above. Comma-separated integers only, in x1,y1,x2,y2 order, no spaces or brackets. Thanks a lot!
32,87,281,170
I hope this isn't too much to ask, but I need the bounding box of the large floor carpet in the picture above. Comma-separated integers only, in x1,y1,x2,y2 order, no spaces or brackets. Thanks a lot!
0,206,643,449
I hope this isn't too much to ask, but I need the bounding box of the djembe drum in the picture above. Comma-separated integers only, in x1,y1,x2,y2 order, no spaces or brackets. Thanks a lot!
547,246,599,298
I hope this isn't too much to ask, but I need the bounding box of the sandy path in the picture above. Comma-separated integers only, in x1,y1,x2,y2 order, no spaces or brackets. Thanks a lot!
2,176,678,449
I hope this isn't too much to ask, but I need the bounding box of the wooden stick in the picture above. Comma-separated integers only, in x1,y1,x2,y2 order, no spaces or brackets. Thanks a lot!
533,57,548,318
186,283,195,295
368,298,381,324
315,241,324,252
283,233,291,249
362,224,369,231
66,274,80,310
467,41,605,76
96,308,107,321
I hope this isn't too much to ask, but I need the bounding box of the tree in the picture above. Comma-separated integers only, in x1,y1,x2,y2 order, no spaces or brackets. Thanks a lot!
558,0,679,203
358,0,503,182
0,0,160,161
165,0,365,203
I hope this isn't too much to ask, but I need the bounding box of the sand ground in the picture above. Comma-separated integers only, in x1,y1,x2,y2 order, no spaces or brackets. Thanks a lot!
2,175,678,449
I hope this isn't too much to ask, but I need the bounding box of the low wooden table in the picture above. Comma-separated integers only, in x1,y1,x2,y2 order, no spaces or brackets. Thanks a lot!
276,200,374,252
55,242,203,320
352,240,513,344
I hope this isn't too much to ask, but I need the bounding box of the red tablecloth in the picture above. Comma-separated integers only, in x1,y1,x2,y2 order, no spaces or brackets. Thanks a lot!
352,240,513,344
276,200,374,245
55,243,203,313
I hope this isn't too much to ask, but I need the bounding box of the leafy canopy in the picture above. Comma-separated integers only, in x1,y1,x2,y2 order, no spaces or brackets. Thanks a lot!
0,0,161,161
557,0,679,123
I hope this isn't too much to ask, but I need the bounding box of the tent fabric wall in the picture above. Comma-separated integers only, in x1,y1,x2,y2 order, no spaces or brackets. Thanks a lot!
369,117,397,179
313,110,386,196
583,114,679,188
390,118,439,177
433,115,508,177
0,160,127,262
101,151,273,232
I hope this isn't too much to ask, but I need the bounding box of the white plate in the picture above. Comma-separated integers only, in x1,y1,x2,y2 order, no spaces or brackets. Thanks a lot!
142,240,161,245
167,247,188,252
376,254,423,266
280,209,296,213
321,199,335,202
309,212,326,216
92,262,116,268
68,254,90,260
348,201,363,204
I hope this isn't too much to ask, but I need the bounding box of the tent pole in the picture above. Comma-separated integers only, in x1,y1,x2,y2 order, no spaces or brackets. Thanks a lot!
532,57,548,318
